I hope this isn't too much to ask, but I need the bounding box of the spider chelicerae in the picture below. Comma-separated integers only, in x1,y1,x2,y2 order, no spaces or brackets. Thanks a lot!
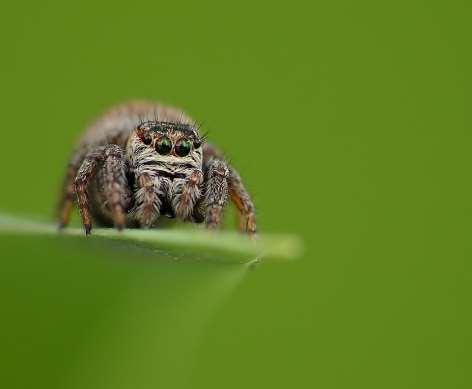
57,101,256,235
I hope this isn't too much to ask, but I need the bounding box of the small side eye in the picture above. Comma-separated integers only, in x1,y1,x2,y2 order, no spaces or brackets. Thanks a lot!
175,139,192,157
142,133,152,145
137,128,152,145
193,140,201,149
156,137,172,155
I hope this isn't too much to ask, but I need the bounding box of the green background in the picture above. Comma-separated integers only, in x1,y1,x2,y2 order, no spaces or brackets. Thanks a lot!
0,0,470,388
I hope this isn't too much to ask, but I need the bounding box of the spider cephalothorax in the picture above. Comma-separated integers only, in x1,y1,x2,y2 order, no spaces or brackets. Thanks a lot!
57,101,256,236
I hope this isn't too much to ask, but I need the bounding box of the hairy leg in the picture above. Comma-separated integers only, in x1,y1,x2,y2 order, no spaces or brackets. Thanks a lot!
202,144,256,234
75,145,128,234
173,170,203,221
202,159,229,229
228,167,257,234
57,149,89,229
94,145,132,229
133,173,162,227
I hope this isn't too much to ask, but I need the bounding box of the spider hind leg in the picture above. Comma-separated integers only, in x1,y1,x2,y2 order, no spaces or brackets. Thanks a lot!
228,167,257,234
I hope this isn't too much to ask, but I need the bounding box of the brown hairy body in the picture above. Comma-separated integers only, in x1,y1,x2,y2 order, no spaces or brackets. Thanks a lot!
57,101,256,235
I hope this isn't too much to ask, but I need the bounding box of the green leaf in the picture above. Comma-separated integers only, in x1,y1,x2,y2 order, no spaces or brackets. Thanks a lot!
0,213,302,388
0,213,302,264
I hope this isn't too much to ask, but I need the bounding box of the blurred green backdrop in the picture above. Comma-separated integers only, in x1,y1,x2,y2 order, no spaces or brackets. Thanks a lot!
0,0,470,388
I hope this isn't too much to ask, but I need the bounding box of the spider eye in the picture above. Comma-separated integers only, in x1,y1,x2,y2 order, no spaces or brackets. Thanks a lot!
156,137,172,155
175,139,192,157
142,133,152,145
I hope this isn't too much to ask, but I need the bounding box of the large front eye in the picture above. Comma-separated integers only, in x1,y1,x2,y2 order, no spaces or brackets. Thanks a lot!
156,137,172,155
175,139,191,157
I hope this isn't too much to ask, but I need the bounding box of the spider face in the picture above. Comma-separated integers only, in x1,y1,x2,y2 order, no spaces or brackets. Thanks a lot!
136,121,203,157
132,120,204,179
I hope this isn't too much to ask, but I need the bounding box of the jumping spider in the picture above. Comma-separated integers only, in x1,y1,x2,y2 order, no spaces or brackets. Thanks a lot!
57,101,257,235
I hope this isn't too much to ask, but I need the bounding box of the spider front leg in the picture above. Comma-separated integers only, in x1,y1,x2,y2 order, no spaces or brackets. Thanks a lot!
173,170,203,220
75,145,130,235
201,159,229,229
133,173,162,228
